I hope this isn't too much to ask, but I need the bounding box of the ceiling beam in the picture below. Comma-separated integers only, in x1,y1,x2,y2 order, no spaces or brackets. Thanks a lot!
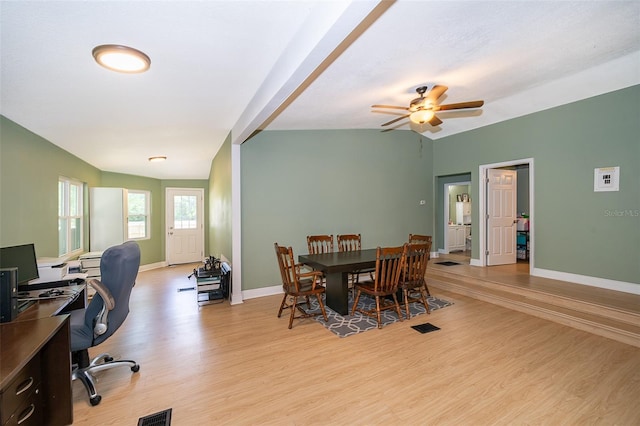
230,0,394,145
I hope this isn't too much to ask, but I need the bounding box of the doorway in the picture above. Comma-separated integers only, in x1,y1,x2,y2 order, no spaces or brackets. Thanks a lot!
478,158,534,273
165,188,205,265
443,181,472,262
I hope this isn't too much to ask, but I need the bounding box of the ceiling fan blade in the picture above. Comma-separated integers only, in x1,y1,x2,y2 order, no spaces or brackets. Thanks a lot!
427,85,448,102
436,100,484,111
428,115,443,126
372,104,409,110
381,114,410,126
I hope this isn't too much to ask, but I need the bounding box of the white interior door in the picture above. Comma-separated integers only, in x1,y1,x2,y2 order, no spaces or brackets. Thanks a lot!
166,188,204,265
486,169,517,265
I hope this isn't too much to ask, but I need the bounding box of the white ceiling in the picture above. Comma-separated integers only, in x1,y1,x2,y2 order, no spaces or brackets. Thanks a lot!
1,1,639,180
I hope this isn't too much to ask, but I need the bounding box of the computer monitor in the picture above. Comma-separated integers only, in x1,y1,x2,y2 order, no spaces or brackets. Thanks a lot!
0,243,40,285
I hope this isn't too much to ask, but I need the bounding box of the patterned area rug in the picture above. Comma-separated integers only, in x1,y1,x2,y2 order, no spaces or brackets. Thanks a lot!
309,294,453,338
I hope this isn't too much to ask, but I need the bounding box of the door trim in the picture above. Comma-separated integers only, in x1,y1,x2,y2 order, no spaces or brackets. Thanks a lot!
478,158,534,272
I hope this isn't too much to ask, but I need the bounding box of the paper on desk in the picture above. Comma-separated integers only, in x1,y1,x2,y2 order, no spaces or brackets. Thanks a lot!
64,273,88,280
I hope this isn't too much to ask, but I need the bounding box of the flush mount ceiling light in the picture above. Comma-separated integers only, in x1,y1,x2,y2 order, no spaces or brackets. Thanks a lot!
92,44,151,73
148,156,167,162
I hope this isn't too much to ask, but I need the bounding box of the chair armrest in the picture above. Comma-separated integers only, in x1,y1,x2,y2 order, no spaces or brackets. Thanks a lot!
298,264,314,273
298,270,324,289
88,278,115,336
89,278,115,309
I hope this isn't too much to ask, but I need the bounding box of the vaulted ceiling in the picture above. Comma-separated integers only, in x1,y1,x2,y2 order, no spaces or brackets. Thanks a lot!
1,1,638,179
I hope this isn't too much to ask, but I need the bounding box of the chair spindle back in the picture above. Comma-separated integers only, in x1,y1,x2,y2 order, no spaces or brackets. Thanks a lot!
403,242,431,286
337,234,362,252
307,234,334,254
274,243,298,291
373,245,406,293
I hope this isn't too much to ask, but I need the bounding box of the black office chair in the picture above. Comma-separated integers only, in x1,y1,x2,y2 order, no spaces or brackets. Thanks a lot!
70,241,141,406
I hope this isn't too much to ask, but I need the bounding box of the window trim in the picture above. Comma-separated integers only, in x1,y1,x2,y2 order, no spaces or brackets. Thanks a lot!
127,189,151,241
58,177,84,257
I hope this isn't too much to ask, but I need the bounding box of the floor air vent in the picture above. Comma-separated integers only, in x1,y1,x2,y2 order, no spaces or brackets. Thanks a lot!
138,408,172,426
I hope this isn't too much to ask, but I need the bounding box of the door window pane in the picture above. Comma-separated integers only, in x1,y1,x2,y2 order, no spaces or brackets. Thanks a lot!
174,195,197,229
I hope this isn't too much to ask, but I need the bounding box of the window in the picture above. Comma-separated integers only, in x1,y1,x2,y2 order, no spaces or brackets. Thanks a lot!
128,190,150,239
173,195,197,229
58,178,84,257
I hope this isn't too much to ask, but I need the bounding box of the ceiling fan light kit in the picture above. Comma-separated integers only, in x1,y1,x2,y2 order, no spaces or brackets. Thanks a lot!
372,85,484,129
92,44,151,73
410,109,435,124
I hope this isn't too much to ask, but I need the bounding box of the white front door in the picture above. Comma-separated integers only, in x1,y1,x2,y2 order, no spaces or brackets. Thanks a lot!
486,169,517,265
166,188,204,265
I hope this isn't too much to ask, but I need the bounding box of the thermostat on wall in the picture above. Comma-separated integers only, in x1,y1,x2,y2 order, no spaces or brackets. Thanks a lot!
594,166,619,192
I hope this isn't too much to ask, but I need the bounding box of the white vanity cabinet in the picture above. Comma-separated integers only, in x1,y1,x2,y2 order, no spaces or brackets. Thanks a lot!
448,225,470,252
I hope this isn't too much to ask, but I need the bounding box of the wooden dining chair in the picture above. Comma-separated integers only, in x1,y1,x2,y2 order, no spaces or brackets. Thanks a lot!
306,234,334,254
351,244,406,328
337,233,362,252
274,243,328,329
336,234,372,285
399,241,432,319
408,234,432,245
408,234,432,295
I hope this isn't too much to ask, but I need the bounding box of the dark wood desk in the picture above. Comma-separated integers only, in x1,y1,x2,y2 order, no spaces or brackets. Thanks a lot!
16,285,86,322
0,316,73,425
0,285,84,425
299,249,377,315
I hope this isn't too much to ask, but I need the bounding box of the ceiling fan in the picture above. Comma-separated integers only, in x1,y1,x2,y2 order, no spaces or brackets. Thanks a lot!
372,85,484,128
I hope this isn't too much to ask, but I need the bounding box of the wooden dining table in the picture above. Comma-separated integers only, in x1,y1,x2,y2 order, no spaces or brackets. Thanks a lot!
298,249,377,315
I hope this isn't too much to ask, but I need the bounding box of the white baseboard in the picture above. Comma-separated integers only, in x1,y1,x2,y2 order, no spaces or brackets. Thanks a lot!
532,267,640,295
469,258,482,267
242,285,282,300
139,261,167,272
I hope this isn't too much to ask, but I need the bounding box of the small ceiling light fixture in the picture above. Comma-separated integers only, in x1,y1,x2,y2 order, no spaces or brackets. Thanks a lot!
92,44,151,73
148,156,167,162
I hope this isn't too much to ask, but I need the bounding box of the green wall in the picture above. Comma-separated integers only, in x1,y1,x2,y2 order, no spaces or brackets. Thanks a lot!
3,84,638,291
0,116,101,256
98,172,162,265
433,85,640,284
1,115,208,266
240,129,434,290
88,175,208,266
208,133,232,262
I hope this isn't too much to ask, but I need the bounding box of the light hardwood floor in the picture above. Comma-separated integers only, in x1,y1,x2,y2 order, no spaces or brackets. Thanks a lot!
72,263,640,425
